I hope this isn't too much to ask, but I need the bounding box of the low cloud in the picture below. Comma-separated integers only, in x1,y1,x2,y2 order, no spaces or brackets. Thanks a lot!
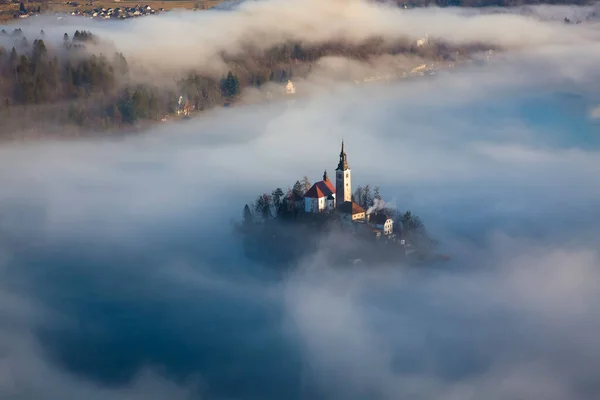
1,3,600,399
5,1,600,74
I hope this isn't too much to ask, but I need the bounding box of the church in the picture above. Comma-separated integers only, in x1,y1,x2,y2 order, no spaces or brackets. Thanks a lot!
302,142,393,235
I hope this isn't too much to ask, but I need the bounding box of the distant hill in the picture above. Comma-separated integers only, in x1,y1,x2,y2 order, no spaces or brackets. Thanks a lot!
380,0,591,6
0,28,492,139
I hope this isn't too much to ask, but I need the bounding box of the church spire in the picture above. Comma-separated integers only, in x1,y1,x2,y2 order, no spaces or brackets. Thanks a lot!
336,140,349,171
323,170,329,181
335,141,352,207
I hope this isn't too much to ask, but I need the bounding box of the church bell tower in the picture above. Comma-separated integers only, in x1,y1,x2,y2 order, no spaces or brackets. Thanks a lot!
335,141,351,207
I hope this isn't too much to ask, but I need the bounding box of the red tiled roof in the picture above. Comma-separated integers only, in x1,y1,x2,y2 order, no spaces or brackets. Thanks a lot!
304,180,336,199
322,178,335,193
338,201,365,215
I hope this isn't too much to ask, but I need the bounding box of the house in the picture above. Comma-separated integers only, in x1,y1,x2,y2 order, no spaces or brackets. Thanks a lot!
368,212,394,236
176,96,193,116
285,80,296,95
338,201,366,222
416,34,428,47
304,171,336,213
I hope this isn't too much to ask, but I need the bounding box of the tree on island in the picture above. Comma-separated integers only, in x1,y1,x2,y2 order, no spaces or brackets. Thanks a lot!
254,193,272,221
400,211,423,232
19,2,26,14
242,204,254,231
292,180,304,197
235,178,442,266
301,176,311,194
272,188,284,214
399,211,437,252
374,186,381,201
353,185,375,210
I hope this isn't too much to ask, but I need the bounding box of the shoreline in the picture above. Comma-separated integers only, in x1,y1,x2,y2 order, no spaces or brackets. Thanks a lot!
0,54,488,144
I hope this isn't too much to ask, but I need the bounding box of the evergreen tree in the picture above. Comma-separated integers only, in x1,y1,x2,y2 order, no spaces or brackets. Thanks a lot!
293,43,303,60
113,52,128,74
33,73,48,103
292,180,304,197
243,204,254,227
374,186,381,201
255,194,272,220
19,2,26,14
15,54,35,104
117,91,137,123
220,71,240,98
400,211,424,233
32,39,47,65
9,47,18,69
272,188,284,215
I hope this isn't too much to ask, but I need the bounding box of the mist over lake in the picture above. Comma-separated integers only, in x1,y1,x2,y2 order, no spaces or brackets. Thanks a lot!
2,41,600,400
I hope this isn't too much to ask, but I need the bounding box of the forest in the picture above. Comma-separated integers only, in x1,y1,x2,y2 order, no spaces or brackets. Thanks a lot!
0,28,492,138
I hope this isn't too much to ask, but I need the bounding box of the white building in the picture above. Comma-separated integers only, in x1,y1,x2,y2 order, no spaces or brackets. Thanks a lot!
416,33,429,47
302,142,368,224
338,201,366,222
304,171,336,213
368,213,394,236
285,80,296,95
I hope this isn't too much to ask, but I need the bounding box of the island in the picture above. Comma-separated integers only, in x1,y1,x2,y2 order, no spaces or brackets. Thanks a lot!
235,142,445,267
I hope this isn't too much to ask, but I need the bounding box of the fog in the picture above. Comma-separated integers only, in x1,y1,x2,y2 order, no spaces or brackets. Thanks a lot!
5,0,600,74
2,2,600,400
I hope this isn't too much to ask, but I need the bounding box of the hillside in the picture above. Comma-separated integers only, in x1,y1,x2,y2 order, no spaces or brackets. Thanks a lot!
0,28,494,139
